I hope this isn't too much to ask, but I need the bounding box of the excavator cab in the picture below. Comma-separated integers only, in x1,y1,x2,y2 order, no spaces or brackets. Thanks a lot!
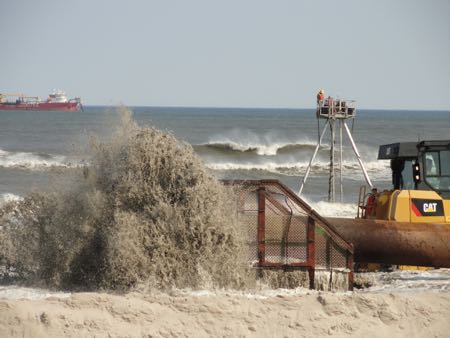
359,140,450,223
418,141,450,196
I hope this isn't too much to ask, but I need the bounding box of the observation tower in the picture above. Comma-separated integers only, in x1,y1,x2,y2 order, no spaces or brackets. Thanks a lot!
299,96,373,202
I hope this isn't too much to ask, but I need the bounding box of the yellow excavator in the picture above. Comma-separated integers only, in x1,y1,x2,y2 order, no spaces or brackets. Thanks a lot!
361,140,450,223
327,140,450,269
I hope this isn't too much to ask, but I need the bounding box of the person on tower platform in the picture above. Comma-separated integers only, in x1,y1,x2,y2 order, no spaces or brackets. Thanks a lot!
316,89,325,105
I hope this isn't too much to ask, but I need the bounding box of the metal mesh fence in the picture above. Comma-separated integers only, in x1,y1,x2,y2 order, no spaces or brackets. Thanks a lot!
314,228,349,269
224,179,354,290
264,189,308,265
238,186,259,264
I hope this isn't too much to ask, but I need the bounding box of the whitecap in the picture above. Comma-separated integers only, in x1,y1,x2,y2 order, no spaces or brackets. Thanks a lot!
0,148,77,170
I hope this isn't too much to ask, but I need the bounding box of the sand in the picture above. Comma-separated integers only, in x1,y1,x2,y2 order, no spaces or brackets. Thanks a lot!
1,287,449,338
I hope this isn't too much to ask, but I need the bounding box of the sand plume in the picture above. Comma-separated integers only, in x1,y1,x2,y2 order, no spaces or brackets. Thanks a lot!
0,108,249,291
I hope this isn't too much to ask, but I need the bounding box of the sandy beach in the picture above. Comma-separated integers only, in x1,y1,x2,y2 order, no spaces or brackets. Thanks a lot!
1,286,449,338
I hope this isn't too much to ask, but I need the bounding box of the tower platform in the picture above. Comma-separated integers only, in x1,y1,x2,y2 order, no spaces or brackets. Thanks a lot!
317,98,356,119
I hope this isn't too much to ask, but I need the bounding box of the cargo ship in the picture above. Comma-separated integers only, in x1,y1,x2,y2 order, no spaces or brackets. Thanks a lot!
0,90,83,111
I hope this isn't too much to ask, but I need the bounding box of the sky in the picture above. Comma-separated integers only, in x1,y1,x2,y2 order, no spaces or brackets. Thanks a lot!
1,0,449,109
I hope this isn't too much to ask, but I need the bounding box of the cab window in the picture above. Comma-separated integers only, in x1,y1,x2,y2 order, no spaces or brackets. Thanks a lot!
441,150,450,175
425,152,439,176
402,160,415,189
390,159,415,189
424,151,450,191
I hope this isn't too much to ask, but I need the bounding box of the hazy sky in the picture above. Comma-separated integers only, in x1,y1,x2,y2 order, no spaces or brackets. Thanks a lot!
1,0,449,109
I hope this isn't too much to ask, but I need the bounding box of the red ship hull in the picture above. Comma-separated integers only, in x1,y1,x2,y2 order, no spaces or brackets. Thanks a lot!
0,102,80,111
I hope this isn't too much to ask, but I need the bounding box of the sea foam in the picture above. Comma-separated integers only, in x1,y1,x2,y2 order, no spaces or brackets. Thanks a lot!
0,148,75,169
206,159,390,179
0,193,22,207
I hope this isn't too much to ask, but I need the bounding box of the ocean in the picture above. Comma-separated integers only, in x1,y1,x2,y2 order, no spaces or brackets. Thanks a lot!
1,106,449,214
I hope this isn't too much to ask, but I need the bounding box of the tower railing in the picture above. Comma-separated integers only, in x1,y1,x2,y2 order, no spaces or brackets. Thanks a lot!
317,98,356,119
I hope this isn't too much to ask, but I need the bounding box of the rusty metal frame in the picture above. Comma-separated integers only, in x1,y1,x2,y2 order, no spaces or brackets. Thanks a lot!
223,179,354,291
257,187,266,266
307,216,316,289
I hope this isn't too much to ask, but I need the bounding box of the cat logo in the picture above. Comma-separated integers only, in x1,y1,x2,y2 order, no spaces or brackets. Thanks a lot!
423,203,437,213
411,199,444,217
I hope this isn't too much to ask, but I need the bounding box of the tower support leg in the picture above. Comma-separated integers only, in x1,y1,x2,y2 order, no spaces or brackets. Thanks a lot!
299,120,329,195
329,119,335,202
343,121,373,188
339,120,343,202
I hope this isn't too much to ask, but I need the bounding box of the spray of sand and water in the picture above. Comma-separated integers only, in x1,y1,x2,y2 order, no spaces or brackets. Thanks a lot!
0,108,251,291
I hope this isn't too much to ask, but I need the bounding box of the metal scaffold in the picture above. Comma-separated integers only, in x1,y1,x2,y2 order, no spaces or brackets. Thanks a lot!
299,96,373,202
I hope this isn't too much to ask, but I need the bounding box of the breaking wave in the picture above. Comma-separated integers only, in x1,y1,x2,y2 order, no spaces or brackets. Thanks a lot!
193,131,389,181
206,159,391,179
0,148,78,169
196,130,321,156
206,160,306,172
196,141,320,156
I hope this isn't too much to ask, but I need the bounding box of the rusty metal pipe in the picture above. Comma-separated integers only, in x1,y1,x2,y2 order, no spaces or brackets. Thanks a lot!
326,217,450,267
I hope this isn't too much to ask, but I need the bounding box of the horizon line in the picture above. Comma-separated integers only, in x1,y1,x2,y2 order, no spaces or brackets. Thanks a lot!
82,104,450,112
